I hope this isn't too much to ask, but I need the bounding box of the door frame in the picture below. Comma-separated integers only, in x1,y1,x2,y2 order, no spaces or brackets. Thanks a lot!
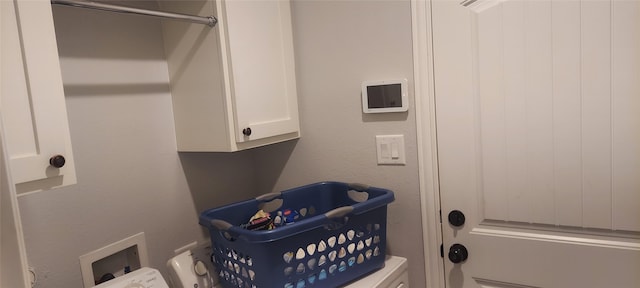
411,0,446,287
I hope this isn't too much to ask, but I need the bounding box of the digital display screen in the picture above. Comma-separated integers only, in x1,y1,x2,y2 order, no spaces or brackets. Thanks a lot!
367,84,402,108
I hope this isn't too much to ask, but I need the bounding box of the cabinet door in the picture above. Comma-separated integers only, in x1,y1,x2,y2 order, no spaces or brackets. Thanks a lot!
1,0,76,192
0,123,31,288
220,0,299,143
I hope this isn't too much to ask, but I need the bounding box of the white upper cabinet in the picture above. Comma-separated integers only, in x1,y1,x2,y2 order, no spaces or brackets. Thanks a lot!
1,0,76,193
160,0,300,152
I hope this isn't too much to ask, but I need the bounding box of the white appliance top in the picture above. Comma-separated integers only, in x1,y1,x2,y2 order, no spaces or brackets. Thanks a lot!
344,256,408,288
92,267,169,288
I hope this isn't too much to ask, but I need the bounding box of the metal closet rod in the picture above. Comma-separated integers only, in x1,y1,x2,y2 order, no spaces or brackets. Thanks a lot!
51,0,218,27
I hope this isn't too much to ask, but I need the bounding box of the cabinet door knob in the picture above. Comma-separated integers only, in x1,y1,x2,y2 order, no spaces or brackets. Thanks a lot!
49,155,66,168
242,127,252,136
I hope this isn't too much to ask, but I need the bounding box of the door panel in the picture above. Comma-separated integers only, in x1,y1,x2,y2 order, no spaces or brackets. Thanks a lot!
433,0,640,286
581,0,613,230
550,0,582,227
611,0,640,231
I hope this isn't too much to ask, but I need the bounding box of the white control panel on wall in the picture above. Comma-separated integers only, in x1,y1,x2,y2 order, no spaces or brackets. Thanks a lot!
362,79,408,113
375,135,406,165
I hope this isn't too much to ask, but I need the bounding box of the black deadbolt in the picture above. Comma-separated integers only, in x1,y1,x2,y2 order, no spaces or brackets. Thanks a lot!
448,243,468,264
49,155,66,168
448,210,466,227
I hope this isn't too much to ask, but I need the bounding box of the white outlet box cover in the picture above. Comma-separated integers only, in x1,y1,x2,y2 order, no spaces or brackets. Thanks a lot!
375,135,406,165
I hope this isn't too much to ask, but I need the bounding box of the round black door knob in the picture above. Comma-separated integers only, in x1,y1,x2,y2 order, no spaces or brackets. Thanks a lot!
49,155,66,168
448,210,466,227
242,127,252,136
448,243,468,264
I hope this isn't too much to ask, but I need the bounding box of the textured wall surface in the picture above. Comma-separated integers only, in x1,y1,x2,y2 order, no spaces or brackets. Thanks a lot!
17,1,426,287
18,4,258,287
254,1,426,286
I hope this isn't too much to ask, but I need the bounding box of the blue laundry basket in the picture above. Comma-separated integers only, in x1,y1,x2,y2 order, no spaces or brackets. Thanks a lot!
199,182,395,288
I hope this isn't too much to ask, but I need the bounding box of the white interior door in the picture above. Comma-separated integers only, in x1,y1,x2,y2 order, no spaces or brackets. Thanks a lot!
432,0,640,287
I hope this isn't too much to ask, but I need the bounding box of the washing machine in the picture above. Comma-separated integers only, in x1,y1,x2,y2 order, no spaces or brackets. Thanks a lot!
94,255,408,288
91,267,170,288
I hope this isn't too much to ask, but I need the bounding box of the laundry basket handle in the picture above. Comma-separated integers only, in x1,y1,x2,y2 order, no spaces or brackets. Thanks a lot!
255,192,282,202
209,219,234,231
324,206,354,219
348,183,370,191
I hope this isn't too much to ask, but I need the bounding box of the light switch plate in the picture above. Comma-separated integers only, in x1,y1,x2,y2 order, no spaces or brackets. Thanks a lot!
375,135,406,165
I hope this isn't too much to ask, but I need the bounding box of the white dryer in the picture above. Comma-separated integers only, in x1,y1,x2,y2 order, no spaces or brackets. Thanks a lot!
164,253,408,288
345,256,408,288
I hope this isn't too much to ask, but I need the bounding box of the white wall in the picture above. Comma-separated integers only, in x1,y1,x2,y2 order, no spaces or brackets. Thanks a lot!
17,1,427,287
254,1,426,287
17,3,259,287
